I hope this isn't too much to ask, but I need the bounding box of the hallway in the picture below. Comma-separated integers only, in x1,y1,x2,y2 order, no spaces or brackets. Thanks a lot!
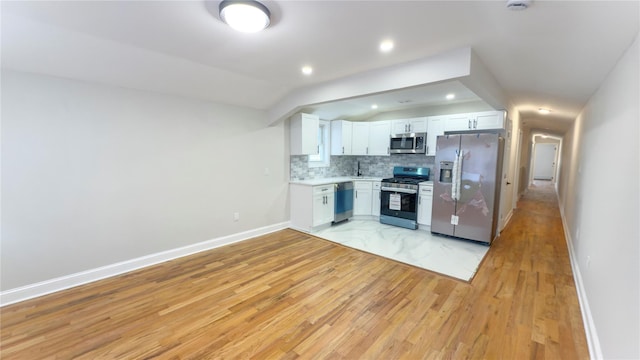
469,179,589,358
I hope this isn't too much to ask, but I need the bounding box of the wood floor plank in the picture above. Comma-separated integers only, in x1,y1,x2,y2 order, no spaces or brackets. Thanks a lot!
1,182,589,359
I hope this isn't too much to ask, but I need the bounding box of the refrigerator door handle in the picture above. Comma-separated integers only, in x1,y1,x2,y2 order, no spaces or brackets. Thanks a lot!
452,151,463,201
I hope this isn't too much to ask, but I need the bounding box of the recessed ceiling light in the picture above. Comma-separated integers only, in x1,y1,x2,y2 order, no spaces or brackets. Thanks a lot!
379,40,394,53
446,93,455,100
301,66,313,75
219,0,271,33
538,108,551,115
371,104,378,109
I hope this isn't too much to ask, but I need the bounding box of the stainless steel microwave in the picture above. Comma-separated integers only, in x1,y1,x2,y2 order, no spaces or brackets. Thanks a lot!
389,132,426,154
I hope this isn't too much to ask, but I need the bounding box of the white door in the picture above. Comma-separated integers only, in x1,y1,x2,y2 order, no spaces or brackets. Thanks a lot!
533,143,557,181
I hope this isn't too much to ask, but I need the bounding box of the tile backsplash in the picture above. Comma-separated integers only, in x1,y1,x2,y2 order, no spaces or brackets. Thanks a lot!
290,155,435,180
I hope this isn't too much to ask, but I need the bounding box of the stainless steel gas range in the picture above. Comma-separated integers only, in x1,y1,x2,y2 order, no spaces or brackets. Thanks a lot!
380,166,430,230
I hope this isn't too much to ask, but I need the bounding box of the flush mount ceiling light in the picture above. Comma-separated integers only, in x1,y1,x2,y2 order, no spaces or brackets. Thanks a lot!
219,0,271,33
371,104,379,110
538,108,551,115
301,66,313,75
506,0,531,10
446,93,456,100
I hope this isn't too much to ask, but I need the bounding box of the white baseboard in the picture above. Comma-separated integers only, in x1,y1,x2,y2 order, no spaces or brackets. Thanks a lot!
500,209,514,232
0,221,290,307
557,195,602,359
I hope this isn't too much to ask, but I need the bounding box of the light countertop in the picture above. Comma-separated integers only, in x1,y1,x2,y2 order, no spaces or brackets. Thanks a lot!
290,176,384,186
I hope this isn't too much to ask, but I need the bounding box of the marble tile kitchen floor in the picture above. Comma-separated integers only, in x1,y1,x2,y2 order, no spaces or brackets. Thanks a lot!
313,219,490,281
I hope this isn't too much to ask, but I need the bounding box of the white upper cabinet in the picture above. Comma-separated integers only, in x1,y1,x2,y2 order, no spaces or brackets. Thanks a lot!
444,111,506,132
290,113,319,155
330,120,353,155
351,122,370,155
391,117,427,134
426,116,445,156
444,114,472,131
368,120,391,156
474,111,506,130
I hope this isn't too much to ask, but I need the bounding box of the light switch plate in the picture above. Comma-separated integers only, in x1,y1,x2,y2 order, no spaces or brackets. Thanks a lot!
451,215,459,225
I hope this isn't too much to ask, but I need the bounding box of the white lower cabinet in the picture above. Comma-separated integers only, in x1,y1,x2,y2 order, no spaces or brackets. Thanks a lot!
290,183,335,232
371,181,381,217
313,185,335,226
353,181,373,216
417,183,434,226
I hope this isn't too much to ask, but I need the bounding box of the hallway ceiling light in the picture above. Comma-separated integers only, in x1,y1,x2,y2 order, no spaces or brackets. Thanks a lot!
219,0,271,33
446,93,456,100
301,66,313,75
538,108,551,115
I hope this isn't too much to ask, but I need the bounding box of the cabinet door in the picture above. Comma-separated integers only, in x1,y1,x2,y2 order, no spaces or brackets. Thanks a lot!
474,111,506,130
417,193,433,226
313,186,334,226
371,190,381,217
444,114,472,132
426,117,445,156
354,189,373,216
392,119,410,134
290,113,319,155
312,194,334,226
418,185,433,226
352,122,370,155
330,120,353,155
323,193,335,224
408,118,427,133
312,194,326,226
368,121,391,156
353,181,373,216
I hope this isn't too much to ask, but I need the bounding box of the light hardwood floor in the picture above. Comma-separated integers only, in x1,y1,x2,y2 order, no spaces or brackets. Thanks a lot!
1,182,589,359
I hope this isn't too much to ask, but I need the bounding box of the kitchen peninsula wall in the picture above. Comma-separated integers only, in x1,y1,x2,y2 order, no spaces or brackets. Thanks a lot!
290,154,435,180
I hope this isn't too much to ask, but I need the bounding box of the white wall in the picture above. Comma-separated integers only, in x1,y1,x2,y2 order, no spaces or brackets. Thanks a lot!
1,70,289,291
558,34,639,359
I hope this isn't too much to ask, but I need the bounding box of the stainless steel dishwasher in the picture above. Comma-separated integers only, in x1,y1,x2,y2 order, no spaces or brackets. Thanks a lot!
333,181,354,223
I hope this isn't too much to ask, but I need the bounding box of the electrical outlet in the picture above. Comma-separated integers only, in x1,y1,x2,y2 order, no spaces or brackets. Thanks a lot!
264,167,270,176
233,212,240,222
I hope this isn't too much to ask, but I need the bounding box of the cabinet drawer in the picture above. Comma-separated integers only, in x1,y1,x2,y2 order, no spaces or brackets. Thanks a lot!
372,182,381,190
354,181,373,190
313,185,335,196
419,185,433,195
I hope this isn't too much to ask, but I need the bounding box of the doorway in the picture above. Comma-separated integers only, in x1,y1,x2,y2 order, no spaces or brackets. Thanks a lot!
532,143,558,182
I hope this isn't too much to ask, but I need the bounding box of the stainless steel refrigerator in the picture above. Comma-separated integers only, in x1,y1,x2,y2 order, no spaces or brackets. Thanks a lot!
431,133,504,244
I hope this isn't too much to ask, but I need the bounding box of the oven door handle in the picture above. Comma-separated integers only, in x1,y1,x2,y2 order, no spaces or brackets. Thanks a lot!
381,187,417,194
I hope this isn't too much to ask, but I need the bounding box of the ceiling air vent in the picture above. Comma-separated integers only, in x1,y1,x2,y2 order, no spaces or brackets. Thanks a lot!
506,0,531,10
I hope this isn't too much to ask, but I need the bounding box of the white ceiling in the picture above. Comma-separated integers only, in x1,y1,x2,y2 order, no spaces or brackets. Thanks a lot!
2,1,638,135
